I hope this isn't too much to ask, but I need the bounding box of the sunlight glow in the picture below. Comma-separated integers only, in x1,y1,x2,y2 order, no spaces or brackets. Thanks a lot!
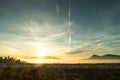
38,48,47,57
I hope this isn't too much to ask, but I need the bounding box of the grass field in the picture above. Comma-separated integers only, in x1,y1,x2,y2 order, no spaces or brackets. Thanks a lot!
0,63,120,80
0,57,120,80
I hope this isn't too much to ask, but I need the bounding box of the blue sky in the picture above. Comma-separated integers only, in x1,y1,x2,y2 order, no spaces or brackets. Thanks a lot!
0,0,120,63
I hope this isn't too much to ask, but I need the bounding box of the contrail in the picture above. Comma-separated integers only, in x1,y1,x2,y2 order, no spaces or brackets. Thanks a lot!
69,35,71,47
68,0,71,47
68,0,71,30
56,0,60,16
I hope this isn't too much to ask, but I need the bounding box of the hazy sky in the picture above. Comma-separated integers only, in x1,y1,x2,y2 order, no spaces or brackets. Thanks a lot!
0,0,120,63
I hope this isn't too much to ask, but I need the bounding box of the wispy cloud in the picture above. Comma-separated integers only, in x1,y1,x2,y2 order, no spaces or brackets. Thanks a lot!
64,41,118,55
23,56,62,60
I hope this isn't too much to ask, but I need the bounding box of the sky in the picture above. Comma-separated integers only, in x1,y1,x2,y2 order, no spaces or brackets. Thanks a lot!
0,0,120,63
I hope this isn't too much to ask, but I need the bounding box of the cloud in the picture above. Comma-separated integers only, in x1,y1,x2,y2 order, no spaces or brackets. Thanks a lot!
64,41,116,55
43,56,62,60
23,57,39,59
65,43,86,54
42,31,67,41
23,56,62,60
65,47,85,54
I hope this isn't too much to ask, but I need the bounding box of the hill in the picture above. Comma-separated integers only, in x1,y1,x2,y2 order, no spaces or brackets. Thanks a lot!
88,54,120,60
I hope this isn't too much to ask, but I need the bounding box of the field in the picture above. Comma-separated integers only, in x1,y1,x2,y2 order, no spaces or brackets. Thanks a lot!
0,63,120,80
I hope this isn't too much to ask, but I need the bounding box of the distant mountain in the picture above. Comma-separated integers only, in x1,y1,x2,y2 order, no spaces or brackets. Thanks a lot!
88,54,120,60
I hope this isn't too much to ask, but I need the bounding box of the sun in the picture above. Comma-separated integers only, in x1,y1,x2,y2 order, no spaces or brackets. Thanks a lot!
38,48,47,57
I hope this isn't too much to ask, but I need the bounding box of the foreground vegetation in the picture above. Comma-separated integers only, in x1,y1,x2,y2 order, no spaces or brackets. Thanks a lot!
0,56,120,80
0,56,26,65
